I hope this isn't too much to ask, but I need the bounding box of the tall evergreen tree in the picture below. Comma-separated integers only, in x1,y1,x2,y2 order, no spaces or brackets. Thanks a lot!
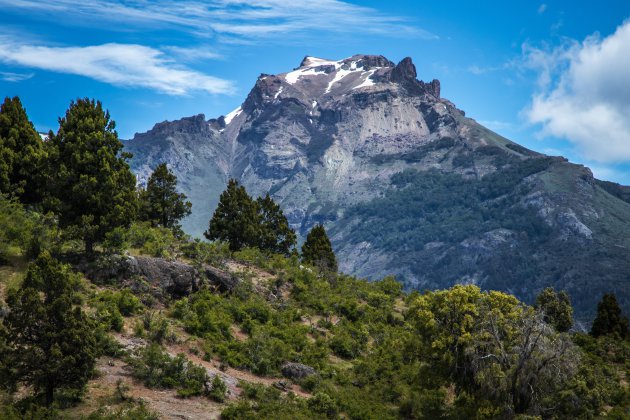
205,179,260,251
140,163,191,232
302,224,338,272
591,293,630,339
0,96,46,204
535,287,573,332
0,253,97,406
256,193,296,256
48,98,137,252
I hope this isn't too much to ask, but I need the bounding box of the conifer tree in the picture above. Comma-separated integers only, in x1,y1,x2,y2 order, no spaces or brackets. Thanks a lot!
256,193,296,256
591,293,629,339
205,179,260,251
48,98,137,252
140,163,191,232
0,252,97,406
302,224,337,272
535,287,573,332
0,96,46,204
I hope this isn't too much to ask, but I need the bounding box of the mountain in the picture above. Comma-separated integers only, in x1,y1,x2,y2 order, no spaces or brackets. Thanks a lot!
124,54,630,323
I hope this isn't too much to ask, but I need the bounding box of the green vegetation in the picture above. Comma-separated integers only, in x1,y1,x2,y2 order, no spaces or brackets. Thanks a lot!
47,98,137,253
206,178,262,251
257,193,297,256
591,293,630,339
535,287,574,332
0,97,46,205
0,253,97,406
0,95,628,418
206,179,296,255
138,163,192,234
341,158,553,254
301,224,337,273
129,344,210,398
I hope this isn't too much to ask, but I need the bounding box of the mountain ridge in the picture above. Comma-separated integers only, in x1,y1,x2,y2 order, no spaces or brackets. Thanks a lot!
124,54,630,322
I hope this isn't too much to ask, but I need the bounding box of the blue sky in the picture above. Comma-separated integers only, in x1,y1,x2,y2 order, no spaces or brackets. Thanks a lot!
1,1,630,183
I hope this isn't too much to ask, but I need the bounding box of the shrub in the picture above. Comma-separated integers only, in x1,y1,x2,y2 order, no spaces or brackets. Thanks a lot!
208,375,228,402
129,344,209,398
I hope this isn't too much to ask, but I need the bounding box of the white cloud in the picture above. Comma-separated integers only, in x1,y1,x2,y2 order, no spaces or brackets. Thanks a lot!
523,20,630,163
537,4,547,14
0,0,434,40
0,41,234,95
162,46,222,61
0,71,34,82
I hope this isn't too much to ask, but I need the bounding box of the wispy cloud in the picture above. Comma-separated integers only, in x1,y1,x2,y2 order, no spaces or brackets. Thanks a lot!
0,70,34,82
522,20,630,163
163,46,222,62
0,0,434,40
537,4,547,14
478,120,516,132
0,40,234,95
467,64,507,75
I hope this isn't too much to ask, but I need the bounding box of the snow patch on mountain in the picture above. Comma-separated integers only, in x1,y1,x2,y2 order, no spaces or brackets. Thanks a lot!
353,69,377,90
224,106,242,125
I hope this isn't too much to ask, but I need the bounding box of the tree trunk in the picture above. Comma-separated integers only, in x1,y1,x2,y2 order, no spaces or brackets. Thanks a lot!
45,383,54,407
85,238,94,254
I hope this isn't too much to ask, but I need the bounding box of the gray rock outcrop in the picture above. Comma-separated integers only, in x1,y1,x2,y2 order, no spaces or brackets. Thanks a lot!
281,362,317,380
80,254,200,297
124,53,630,321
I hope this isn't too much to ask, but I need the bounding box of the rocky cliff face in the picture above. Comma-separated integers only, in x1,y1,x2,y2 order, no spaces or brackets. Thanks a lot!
125,54,630,322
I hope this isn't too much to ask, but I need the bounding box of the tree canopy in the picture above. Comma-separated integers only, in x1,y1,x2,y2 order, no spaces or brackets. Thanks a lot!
301,224,337,272
535,287,573,332
205,179,296,254
0,252,97,406
408,285,577,416
48,98,137,252
256,193,296,255
0,96,46,204
205,179,260,251
139,163,191,233
591,293,630,339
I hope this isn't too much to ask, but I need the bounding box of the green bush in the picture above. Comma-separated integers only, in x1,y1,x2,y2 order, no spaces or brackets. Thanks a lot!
103,227,129,254
180,239,231,266
127,222,177,258
94,300,124,332
129,344,209,398
208,375,228,402
86,403,159,419
307,392,338,417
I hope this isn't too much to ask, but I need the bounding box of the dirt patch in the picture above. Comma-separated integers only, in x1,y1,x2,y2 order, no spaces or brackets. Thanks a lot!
163,341,311,399
230,324,249,342
64,357,224,420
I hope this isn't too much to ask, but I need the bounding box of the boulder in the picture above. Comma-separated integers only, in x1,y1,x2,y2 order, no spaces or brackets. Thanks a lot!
281,362,317,380
80,254,201,298
204,265,240,292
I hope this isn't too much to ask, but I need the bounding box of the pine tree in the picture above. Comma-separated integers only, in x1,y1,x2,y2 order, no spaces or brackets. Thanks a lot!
140,163,191,232
256,193,296,256
205,179,260,251
302,224,337,272
591,293,630,339
0,96,46,204
48,98,137,252
0,252,97,406
535,287,573,332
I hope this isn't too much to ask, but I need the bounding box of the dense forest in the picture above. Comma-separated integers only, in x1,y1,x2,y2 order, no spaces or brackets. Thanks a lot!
0,96,629,418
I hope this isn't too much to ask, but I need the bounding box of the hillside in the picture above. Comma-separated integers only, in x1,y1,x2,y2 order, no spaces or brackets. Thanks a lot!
1,239,628,419
125,54,630,323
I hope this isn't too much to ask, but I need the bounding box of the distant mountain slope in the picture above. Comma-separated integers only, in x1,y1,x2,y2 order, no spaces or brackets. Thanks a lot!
125,54,630,322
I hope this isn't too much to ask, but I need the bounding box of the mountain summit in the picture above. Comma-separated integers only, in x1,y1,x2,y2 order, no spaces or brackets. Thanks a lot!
125,54,630,322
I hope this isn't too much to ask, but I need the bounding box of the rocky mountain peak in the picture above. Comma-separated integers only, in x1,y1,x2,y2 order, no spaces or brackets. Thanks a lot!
124,53,630,322
391,56,417,81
